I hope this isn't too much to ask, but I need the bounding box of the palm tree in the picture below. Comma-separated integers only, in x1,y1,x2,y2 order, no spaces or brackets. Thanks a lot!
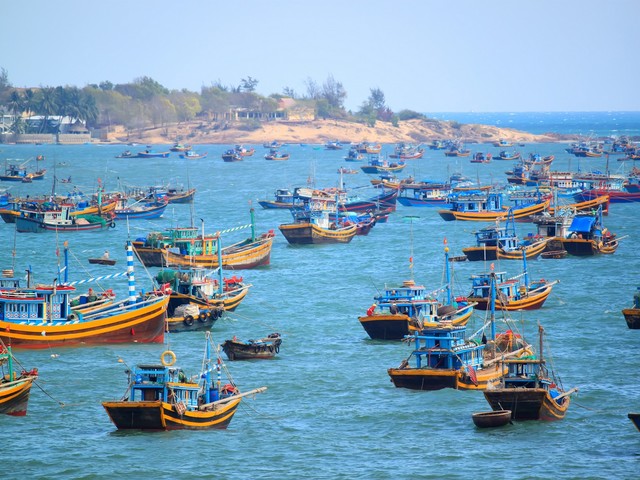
36,87,57,133
7,90,24,116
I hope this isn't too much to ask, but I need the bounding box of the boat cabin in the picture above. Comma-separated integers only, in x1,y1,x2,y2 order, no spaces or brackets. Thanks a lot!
500,358,548,389
126,364,212,407
409,325,486,370
469,272,520,300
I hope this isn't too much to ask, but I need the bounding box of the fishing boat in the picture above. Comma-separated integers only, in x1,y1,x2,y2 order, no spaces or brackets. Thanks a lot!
279,193,357,244
115,150,136,158
356,142,382,154
88,251,116,266
467,257,557,311
360,155,406,174
397,181,452,207
438,190,549,222
444,146,471,157
344,148,364,162
471,410,512,428
222,333,282,360
102,331,266,430
629,413,640,432
264,149,290,161
0,341,38,416
493,139,513,147
0,241,169,348
622,287,640,329
114,198,168,220
258,188,304,209
234,145,255,157
222,150,243,162
559,206,619,256
338,167,359,174
15,203,114,233
1,158,46,182
462,212,548,261
483,325,578,421
388,269,532,391
471,152,492,163
179,150,207,159
358,241,475,340
133,210,275,270
169,143,192,152
136,150,170,158
496,150,521,161
165,187,196,204
158,267,250,333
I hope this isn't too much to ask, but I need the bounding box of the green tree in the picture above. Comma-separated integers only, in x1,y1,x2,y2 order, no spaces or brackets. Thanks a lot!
8,90,23,115
240,77,259,92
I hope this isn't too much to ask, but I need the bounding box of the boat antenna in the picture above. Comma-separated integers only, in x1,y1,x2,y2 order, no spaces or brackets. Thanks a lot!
443,238,452,305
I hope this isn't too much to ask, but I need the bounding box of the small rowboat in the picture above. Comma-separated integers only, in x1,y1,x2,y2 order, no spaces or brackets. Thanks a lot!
472,410,512,428
541,250,567,259
88,258,117,266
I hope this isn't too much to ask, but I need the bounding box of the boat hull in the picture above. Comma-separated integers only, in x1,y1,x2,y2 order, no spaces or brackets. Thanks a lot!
496,239,549,260
388,364,505,391
462,246,498,262
0,295,169,349
0,378,34,416
279,223,357,244
15,216,107,233
114,203,167,220
222,338,281,360
623,308,640,329
560,238,618,256
102,398,241,430
629,413,640,432
438,200,548,222
358,314,410,340
469,286,553,311
484,389,570,421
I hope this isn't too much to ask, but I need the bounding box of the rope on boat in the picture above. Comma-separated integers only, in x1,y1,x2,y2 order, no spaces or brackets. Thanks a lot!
62,270,128,286
218,224,251,235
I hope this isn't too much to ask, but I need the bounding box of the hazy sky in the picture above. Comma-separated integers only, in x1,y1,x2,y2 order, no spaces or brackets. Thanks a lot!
3,0,639,112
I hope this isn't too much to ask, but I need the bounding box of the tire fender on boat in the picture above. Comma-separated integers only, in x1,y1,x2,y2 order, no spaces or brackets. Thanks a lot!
161,350,177,367
110,222,116,228
183,315,194,326
198,312,208,323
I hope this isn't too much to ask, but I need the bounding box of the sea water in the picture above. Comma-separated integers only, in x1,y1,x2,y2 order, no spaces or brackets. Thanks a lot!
1,113,639,479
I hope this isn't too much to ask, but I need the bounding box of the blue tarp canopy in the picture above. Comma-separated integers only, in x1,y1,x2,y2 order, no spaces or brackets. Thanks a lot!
569,216,596,233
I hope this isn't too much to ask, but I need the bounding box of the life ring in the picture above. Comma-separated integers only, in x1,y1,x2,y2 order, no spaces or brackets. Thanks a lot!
198,312,208,323
67,313,78,322
183,315,194,326
161,350,176,366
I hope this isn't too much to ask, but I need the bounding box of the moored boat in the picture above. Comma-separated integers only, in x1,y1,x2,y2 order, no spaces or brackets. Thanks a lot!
483,325,578,421
472,410,512,428
15,203,114,233
0,341,38,416
622,287,640,329
222,333,282,360
0,241,169,348
102,331,266,430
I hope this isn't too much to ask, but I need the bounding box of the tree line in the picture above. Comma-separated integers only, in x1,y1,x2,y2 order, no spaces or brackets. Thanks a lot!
0,67,426,135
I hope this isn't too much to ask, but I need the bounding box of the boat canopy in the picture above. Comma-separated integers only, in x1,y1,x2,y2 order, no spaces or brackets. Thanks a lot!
569,216,596,233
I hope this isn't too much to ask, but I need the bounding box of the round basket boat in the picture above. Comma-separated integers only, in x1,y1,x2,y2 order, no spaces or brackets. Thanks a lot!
472,410,512,428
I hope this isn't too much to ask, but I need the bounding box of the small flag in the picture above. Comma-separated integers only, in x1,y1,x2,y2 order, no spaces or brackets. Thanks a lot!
468,365,478,386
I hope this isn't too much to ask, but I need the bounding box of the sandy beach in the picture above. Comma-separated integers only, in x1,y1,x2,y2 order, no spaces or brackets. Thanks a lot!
105,118,575,145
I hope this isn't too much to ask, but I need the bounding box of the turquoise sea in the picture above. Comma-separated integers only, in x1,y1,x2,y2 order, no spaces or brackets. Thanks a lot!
1,112,639,479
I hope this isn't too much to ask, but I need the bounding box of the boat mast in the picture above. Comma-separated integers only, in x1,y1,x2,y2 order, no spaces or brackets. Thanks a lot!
250,207,256,242
216,232,224,295
126,240,137,304
444,238,452,305
522,249,529,289
489,264,497,341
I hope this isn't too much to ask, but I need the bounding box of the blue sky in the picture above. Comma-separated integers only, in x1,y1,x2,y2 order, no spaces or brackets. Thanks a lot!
2,0,639,112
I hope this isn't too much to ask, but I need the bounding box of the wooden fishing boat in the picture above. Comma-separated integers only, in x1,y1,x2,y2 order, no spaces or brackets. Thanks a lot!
483,325,578,421
388,271,532,392
102,332,266,430
496,150,521,161
629,413,640,432
356,142,382,154
136,150,170,158
559,206,619,256
438,191,549,222
622,288,640,329
0,342,37,416
264,149,290,160
279,194,357,245
15,204,114,233
1,160,46,182
361,155,406,174
344,148,364,162
169,143,192,152
358,243,475,340
234,145,255,157
158,268,250,333
547,195,610,216
471,152,492,163
338,167,359,174
222,333,282,360
115,150,136,158
493,139,513,147
467,258,557,311
179,151,207,159
462,212,548,261
444,147,471,157
258,188,304,209
88,257,117,266
165,187,196,204
0,242,169,349
133,211,275,270
222,150,243,162
114,198,168,220
472,410,512,428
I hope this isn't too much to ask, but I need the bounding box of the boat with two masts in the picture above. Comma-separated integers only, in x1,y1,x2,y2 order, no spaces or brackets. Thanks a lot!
0,341,38,416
